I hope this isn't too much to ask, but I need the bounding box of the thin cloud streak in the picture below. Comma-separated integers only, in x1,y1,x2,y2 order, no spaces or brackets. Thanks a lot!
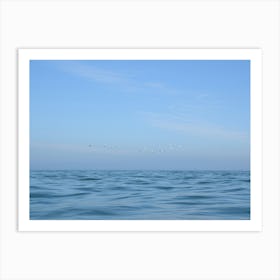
57,61,182,96
58,61,126,84
142,111,249,142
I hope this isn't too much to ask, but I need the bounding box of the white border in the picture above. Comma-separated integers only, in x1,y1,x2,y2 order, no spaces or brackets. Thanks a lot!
18,49,262,231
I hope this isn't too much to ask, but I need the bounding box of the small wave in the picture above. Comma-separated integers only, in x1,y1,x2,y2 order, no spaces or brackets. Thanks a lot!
182,176,195,180
155,186,174,190
176,194,215,200
80,208,117,216
222,187,245,193
112,195,132,200
30,192,89,199
75,187,100,192
79,177,102,181
240,179,250,183
61,192,90,198
30,185,44,190
168,201,201,206
111,185,129,191
126,179,151,185
211,206,250,215
197,181,212,185
30,192,54,199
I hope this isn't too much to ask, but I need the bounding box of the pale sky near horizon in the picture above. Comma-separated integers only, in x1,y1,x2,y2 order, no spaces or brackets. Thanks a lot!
30,60,250,170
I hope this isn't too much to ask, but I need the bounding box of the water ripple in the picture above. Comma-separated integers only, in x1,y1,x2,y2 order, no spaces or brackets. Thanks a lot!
30,170,250,220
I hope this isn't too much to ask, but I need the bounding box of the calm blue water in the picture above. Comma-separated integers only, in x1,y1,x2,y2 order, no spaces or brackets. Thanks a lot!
30,170,250,220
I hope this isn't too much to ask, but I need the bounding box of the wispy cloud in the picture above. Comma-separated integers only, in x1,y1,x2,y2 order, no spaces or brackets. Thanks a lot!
141,111,249,142
58,61,127,84
57,61,181,96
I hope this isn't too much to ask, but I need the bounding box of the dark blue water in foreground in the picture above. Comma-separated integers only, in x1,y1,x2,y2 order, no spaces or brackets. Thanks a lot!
30,170,250,220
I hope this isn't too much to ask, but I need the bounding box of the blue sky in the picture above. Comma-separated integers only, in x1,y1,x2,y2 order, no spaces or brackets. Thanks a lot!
30,60,250,170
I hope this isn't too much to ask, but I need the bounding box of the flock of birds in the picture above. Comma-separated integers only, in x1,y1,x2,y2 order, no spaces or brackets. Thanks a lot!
87,143,185,154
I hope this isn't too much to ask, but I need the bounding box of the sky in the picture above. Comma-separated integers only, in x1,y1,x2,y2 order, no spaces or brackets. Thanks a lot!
30,59,250,170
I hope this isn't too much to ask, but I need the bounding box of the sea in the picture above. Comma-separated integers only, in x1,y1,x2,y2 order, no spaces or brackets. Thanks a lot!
30,170,250,220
